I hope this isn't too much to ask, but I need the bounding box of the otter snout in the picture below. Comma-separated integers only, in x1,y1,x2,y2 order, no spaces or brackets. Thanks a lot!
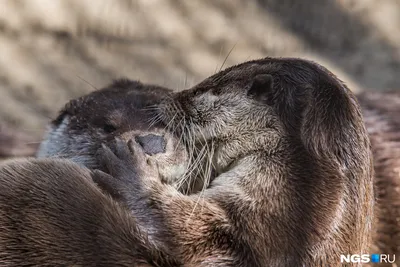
135,134,166,155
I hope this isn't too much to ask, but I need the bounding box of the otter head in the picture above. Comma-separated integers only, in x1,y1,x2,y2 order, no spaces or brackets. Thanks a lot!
159,58,370,172
37,79,188,185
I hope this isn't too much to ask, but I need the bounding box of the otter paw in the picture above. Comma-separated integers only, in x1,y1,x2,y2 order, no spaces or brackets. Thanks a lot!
91,170,125,199
94,138,151,200
97,139,140,183
97,138,160,183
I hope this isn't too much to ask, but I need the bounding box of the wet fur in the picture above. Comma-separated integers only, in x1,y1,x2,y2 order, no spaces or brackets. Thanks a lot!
96,57,374,266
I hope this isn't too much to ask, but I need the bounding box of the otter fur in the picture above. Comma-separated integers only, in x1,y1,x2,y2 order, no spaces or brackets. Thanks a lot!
0,158,179,267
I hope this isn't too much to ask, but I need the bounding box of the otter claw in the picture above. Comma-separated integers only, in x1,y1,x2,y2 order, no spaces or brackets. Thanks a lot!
114,138,133,162
97,141,134,178
128,139,147,165
98,144,121,175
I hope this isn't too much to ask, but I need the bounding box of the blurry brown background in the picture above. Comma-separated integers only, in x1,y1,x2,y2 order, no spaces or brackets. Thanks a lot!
1,0,400,154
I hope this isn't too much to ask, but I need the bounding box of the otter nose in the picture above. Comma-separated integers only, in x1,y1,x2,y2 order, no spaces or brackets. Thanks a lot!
135,134,166,155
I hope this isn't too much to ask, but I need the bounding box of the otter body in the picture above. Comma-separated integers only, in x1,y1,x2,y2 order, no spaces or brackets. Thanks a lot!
96,58,374,266
0,158,178,267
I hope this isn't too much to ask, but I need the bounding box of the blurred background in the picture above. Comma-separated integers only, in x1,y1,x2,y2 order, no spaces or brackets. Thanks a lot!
1,0,400,156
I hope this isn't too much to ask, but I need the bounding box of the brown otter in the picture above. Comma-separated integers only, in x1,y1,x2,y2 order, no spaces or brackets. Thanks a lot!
0,80,188,266
37,79,188,186
33,77,397,265
94,57,374,266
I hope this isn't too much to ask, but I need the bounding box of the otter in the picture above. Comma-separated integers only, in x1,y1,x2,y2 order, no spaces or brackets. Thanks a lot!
94,57,374,266
0,80,189,266
34,76,397,265
37,79,188,186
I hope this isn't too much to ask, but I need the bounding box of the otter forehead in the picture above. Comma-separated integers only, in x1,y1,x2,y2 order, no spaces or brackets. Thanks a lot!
53,79,171,134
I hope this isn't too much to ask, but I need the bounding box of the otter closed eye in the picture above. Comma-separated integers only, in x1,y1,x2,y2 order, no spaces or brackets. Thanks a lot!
103,123,117,134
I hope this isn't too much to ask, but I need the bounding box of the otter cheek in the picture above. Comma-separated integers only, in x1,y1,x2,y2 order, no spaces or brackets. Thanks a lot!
135,134,166,155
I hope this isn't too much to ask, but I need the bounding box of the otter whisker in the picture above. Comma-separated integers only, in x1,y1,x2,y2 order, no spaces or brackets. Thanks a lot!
163,114,177,136
172,102,185,121
184,72,188,88
76,75,98,90
147,113,162,129
140,104,159,111
177,140,204,191
196,140,214,213
170,115,184,142
17,128,46,133
178,123,195,192
186,146,207,200
160,93,174,102
177,126,204,193
218,43,237,72
188,149,210,216
181,140,204,192
174,117,186,152
189,124,214,213
184,121,203,192
22,142,42,145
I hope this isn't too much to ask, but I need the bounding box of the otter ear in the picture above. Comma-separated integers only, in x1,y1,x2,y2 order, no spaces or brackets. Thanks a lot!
247,74,274,102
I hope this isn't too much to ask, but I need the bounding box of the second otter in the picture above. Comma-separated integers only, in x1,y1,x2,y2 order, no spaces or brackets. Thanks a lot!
37,79,188,186
0,80,188,266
